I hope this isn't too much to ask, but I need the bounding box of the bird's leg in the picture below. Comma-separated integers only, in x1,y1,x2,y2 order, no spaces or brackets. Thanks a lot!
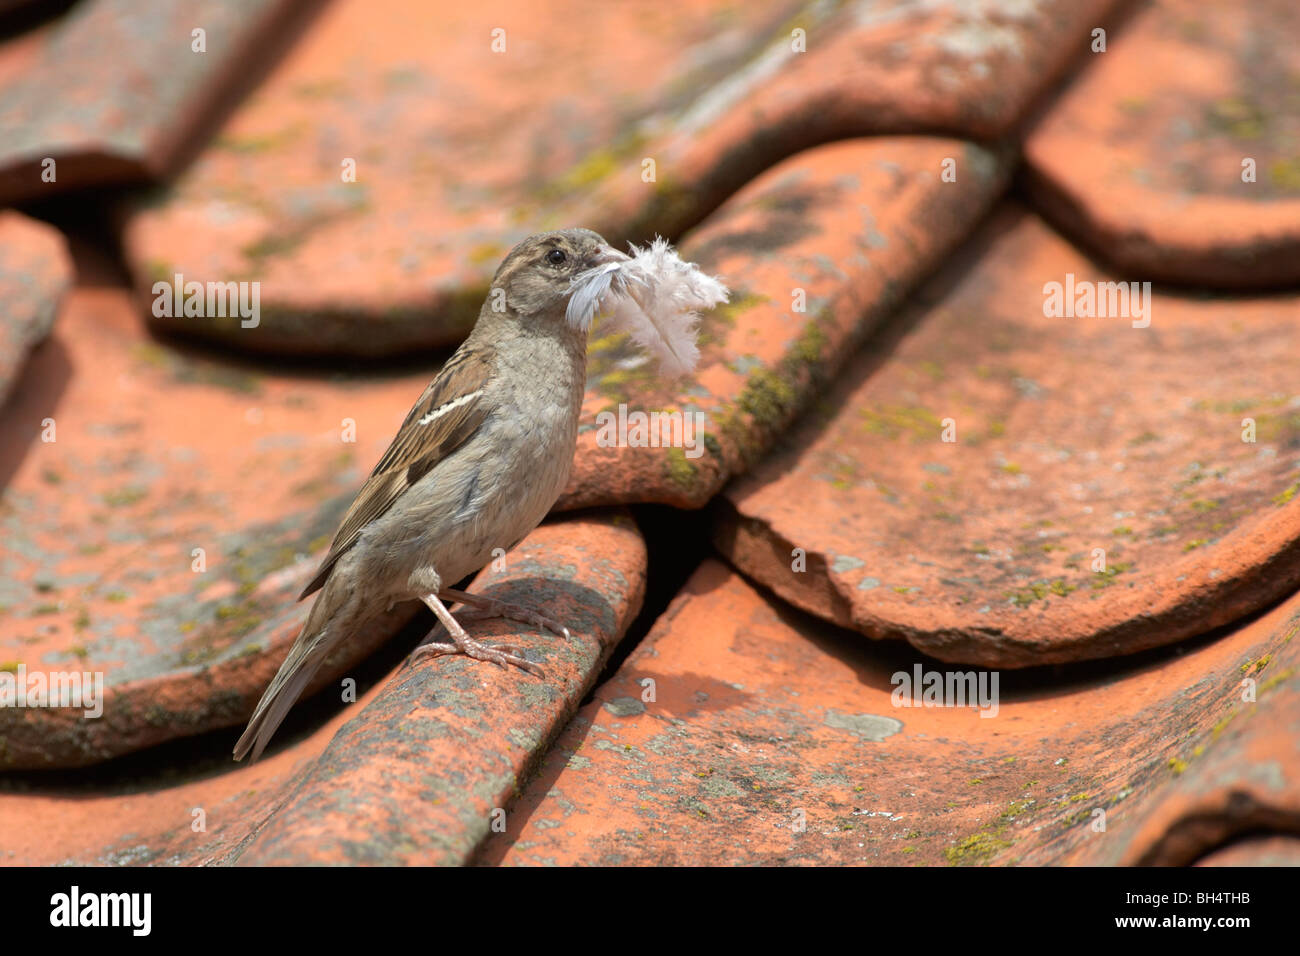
412,592,544,677
438,586,571,641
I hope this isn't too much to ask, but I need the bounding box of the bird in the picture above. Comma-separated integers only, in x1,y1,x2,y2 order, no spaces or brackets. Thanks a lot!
233,228,629,762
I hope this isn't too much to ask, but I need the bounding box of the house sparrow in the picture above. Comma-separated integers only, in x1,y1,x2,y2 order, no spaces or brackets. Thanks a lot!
233,228,628,762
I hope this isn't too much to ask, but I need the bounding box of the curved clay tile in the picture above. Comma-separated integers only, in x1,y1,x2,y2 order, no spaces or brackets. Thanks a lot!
0,511,645,862
1025,0,1300,287
122,0,801,355
121,0,1110,356
716,205,1300,667
483,560,1299,867
0,211,71,405
0,0,313,204
561,137,1008,511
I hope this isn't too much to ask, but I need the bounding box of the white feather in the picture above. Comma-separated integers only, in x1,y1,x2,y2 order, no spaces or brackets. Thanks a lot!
567,237,729,377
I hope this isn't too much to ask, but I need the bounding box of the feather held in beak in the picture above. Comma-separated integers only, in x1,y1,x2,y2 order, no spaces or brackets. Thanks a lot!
567,237,729,377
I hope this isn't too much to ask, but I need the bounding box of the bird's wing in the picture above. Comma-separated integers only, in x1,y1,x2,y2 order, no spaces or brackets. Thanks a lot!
297,344,495,600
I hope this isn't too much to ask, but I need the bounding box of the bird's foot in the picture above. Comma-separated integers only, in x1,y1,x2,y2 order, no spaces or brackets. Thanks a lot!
415,592,544,677
439,587,571,640
411,635,543,677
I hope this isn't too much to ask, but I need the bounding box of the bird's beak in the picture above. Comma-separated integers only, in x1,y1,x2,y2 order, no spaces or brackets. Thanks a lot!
586,246,630,269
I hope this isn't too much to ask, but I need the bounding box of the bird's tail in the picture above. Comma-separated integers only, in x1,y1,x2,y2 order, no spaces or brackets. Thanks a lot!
233,597,336,763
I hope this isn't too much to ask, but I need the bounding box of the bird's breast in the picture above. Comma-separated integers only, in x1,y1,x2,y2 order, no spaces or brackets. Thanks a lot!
383,330,586,591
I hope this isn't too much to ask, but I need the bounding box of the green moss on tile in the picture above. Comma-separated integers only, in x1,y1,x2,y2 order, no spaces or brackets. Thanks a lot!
790,319,829,366
1269,157,1300,192
539,130,649,202
240,231,308,264
1241,655,1271,674
1000,799,1034,820
859,404,944,442
1211,710,1237,739
1259,668,1295,693
1205,96,1267,139
945,828,1013,866
1091,561,1134,589
663,446,698,489
144,258,177,285
103,486,148,508
467,242,505,266
738,368,796,425
1008,578,1077,606
214,122,310,155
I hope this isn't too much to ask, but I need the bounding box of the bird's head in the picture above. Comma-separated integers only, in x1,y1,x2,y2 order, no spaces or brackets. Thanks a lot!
490,228,627,329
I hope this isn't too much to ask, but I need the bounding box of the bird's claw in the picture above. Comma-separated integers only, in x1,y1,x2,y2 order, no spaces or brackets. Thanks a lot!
453,597,571,641
412,637,544,678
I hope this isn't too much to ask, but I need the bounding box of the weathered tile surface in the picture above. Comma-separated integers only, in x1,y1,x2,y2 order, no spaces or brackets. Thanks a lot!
121,0,1107,356
1,0,1295,871
0,671,364,865
561,136,1008,510
1090,643,1300,866
0,288,438,767
239,511,645,865
0,211,72,405
122,0,798,355
0,0,309,203
716,206,1300,667
577,0,1124,246
1025,0,1300,287
1196,837,1300,867
486,560,1300,866
0,510,645,864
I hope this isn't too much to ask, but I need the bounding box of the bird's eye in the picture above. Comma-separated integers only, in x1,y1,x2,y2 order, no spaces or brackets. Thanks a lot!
546,248,567,265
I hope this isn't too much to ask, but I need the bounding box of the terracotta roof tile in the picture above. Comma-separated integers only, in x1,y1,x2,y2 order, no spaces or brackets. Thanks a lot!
0,0,312,204
1196,836,1300,867
0,288,430,767
563,137,1008,509
716,205,1300,666
1025,0,1300,286
0,211,71,403
0,0,1297,869
122,0,795,354
119,0,1115,357
487,560,1300,866
238,511,645,865
0,511,644,862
